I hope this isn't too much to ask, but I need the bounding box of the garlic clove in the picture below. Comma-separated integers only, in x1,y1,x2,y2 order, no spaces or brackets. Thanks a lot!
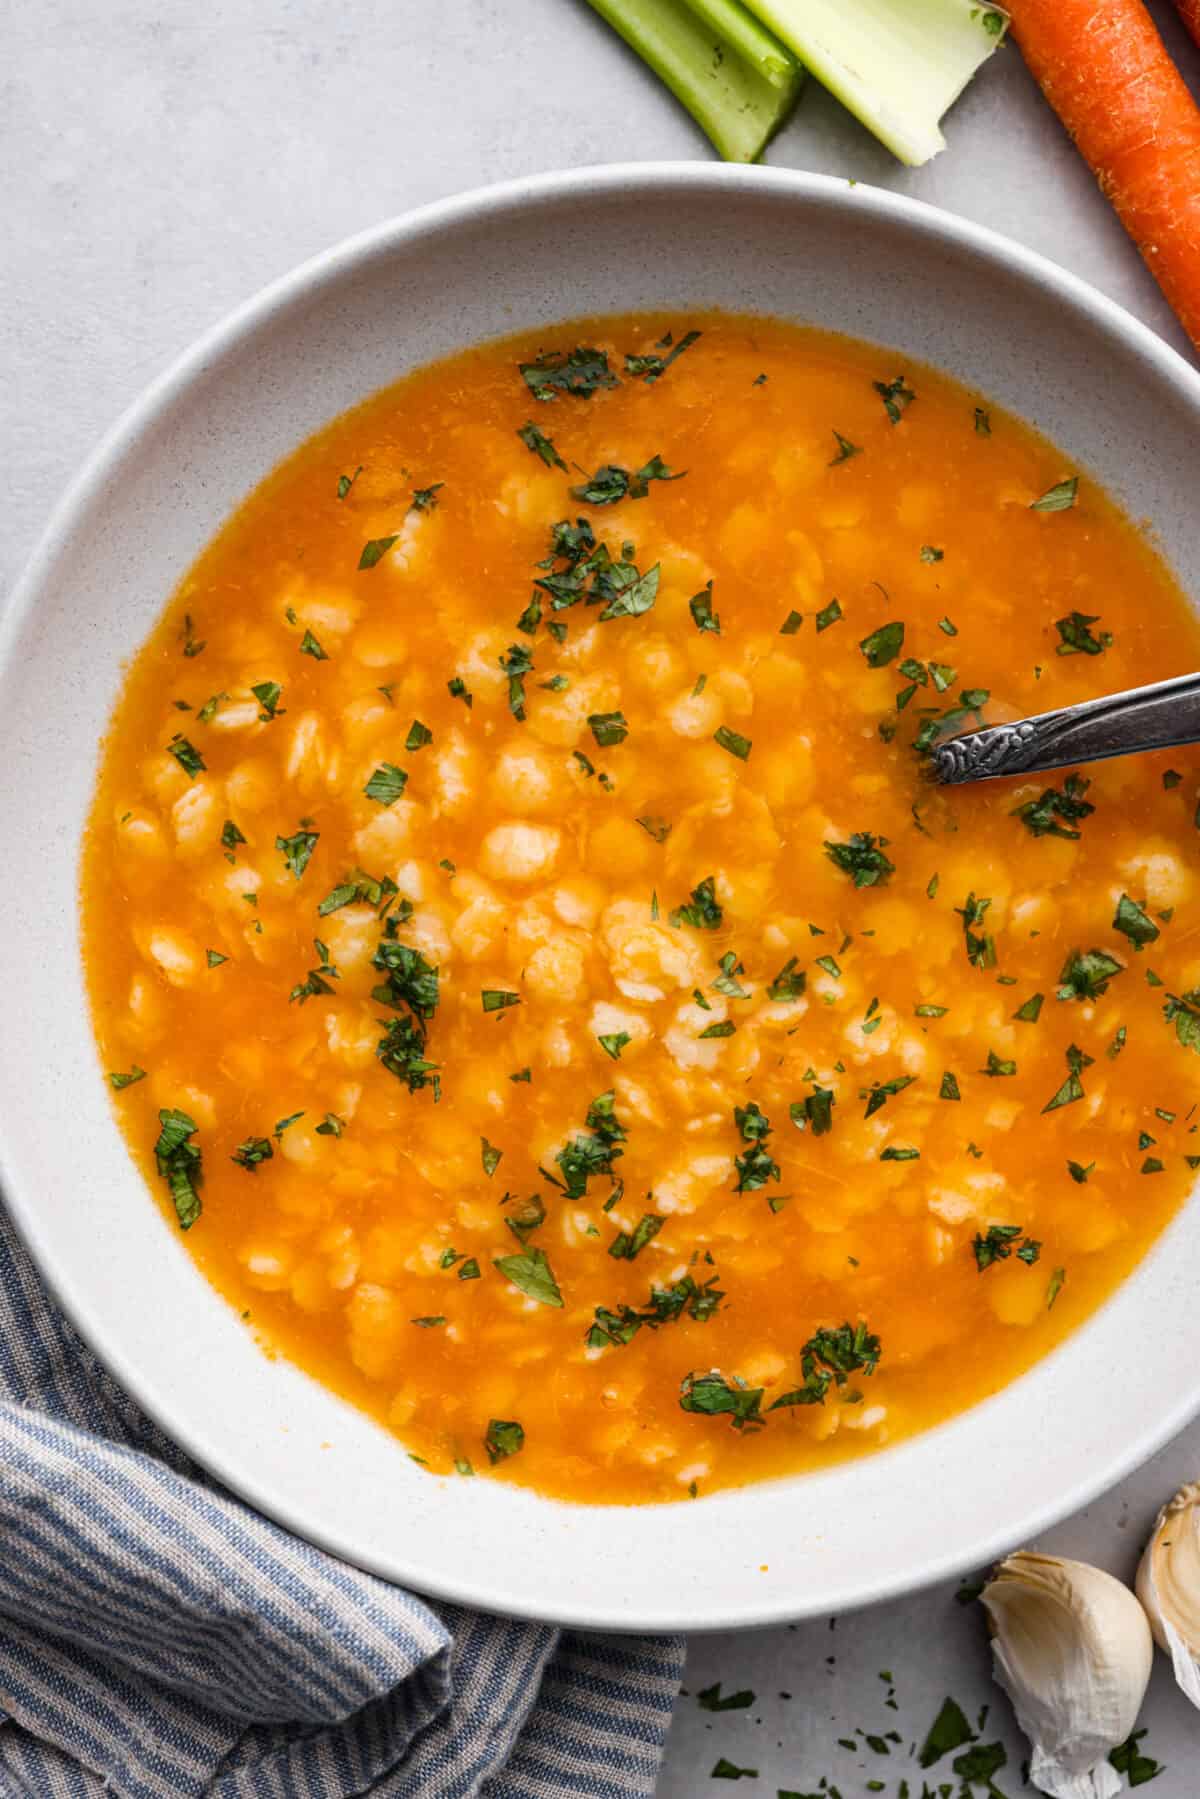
981,1551,1153,1799
1135,1479,1200,1707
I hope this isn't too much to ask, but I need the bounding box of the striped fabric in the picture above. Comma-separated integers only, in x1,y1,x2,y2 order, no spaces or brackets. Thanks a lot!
0,1206,684,1796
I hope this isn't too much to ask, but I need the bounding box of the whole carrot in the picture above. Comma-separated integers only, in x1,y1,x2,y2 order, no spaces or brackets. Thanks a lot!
1175,0,1200,50
1006,0,1200,351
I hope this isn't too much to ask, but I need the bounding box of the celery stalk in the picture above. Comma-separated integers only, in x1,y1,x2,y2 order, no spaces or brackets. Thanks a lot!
739,0,1008,166
682,0,796,88
587,0,804,164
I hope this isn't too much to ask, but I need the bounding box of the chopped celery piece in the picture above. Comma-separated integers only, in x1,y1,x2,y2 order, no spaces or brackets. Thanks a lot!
741,0,1008,165
587,0,804,164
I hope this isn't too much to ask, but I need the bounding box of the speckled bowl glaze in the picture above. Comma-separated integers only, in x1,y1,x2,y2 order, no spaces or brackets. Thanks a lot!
4,165,1200,1632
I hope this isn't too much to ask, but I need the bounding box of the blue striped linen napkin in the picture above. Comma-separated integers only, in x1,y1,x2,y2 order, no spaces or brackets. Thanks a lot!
0,1205,685,1797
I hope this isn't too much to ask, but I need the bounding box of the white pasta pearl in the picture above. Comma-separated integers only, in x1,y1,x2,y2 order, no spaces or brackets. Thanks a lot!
479,820,562,883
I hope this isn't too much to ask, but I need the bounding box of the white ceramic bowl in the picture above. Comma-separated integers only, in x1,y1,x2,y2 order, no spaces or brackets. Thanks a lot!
5,164,1200,1633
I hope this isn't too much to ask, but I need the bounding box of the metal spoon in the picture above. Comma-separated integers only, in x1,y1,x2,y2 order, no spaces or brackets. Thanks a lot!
930,671,1200,786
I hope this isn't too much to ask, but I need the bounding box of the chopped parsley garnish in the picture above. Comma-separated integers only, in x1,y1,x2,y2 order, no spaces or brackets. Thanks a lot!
376,1016,439,1096
974,1225,1040,1270
1114,892,1159,949
251,680,283,720
336,465,362,500
154,1108,202,1229
689,580,720,635
771,1321,881,1410
480,1137,503,1178
232,1136,273,1172
1014,992,1044,1023
859,621,904,668
315,1113,346,1137
587,710,628,746
710,1759,757,1780
862,1074,914,1118
609,1214,664,1260
484,1419,525,1463
767,957,805,1002
815,597,843,631
824,832,894,889
1013,772,1094,840
299,629,327,661
358,534,399,570
1055,610,1111,656
789,1085,835,1136
698,1020,735,1039
636,814,671,842
597,1030,631,1060
956,892,996,969
586,1272,724,1349
670,876,722,930
493,1246,563,1307
370,919,438,1028
364,763,408,806
873,374,915,423
712,951,749,998
289,937,339,1004
940,1072,961,1101
1057,947,1125,1002
318,868,399,915
405,719,432,752
167,734,205,779
1031,475,1078,512
982,1050,1016,1076
1164,988,1200,1053
713,725,751,761
447,676,472,707
482,989,520,1012
516,420,567,468
1043,1042,1094,1112
571,455,681,505
410,483,442,513
271,823,318,880
499,642,534,720
829,431,861,465
779,609,803,634
206,949,228,969
920,544,944,563
679,1371,763,1430
180,614,206,658
108,1066,146,1091
623,328,700,383
197,692,228,724
732,1102,780,1192
547,1090,626,1200
520,346,618,400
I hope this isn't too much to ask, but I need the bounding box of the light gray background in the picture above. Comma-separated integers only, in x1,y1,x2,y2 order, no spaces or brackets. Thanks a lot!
5,2,1200,1791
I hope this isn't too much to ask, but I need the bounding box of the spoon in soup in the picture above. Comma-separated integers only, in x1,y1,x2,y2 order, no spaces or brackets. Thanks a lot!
930,670,1200,786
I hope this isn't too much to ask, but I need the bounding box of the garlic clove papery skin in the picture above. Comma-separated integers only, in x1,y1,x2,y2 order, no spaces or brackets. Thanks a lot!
981,1552,1153,1799
1135,1480,1200,1708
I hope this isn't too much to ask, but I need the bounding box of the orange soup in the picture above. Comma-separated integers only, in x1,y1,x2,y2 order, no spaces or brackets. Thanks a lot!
83,313,1200,1504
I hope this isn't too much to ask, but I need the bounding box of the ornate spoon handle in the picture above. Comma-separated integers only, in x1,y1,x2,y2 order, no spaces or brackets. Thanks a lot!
930,671,1200,785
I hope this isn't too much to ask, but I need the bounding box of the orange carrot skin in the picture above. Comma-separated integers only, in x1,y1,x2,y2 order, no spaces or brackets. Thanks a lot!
1007,0,1200,351
1175,0,1200,51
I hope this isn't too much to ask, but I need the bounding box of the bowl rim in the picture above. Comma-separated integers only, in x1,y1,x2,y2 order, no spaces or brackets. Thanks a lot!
7,161,1200,1633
